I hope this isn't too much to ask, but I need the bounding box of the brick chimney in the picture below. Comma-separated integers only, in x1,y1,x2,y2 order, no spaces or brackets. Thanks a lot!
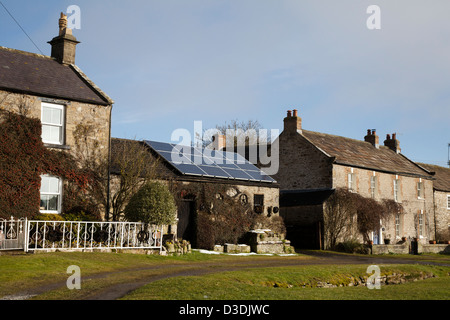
384,133,401,153
48,12,80,64
283,109,302,134
364,129,379,148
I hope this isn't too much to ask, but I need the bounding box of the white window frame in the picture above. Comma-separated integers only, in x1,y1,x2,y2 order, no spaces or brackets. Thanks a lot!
417,179,424,199
393,179,399,202
40,175,63,214
418,210,424,238
348,172,355,192
41,102,65,145
395,215,400,238
370,175,377,198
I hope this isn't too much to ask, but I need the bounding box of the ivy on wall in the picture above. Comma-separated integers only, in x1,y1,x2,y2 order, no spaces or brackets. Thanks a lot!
169,180,285,250
0,110,92,219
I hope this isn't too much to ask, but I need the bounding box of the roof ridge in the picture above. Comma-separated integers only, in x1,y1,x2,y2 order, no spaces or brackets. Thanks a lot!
0,46,52,61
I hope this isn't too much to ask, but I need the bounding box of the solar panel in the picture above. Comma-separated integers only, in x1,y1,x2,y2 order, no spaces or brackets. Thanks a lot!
144,140,276,183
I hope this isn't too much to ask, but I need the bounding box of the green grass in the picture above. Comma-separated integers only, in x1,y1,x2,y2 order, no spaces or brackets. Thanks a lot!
0,251,310,298
1,251,449,300
0,251,233,297
122,264,450,300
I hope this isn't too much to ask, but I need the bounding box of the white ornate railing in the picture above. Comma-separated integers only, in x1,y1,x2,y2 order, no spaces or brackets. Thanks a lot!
1,217,164,253
0,217,26,251
25,220,163,252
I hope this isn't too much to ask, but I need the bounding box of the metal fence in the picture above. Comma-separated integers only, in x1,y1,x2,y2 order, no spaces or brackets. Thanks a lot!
0,217,26,251
1,217,164,253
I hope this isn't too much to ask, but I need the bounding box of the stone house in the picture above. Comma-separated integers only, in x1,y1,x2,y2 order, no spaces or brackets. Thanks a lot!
418,163,450,242
273,110,435,249
110,138,280,247
0,14,113,215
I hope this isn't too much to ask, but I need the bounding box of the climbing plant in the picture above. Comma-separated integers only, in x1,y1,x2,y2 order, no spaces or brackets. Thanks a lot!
0,110,92,219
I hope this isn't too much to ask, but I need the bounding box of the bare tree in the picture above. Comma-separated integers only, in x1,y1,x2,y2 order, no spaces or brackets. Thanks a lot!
108,139,161,221
323,188,357,249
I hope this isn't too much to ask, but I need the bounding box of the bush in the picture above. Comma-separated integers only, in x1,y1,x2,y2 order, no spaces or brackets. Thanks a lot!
335,239,369,254
62,206,101,221
32,213,65,221
124,181,177,225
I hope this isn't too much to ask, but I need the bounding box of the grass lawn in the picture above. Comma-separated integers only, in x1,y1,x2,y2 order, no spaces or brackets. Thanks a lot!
1,251,449,300
122,264,450,300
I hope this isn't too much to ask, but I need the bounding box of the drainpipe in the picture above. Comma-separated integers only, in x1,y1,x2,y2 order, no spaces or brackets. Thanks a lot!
106,105,113,222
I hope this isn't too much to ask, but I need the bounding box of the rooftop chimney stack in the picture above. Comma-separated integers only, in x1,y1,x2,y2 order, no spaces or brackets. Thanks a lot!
364,129,379,148
384,133,401,153
48,12,80,64
283,109,302,134
212,134,226,151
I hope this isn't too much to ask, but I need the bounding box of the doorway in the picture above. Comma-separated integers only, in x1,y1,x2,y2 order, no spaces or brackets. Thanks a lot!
177,197,197,247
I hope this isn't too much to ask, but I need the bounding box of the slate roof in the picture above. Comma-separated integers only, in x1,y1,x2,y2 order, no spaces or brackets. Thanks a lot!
417,163,450,192
301,129,433,178
0,46,112,105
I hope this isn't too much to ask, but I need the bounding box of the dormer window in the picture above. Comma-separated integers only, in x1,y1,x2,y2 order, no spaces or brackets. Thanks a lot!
41,102,65,145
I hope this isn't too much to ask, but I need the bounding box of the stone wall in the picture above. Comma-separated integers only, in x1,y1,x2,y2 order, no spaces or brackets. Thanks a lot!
372,242,450,255
273,133,332,190
433,190,450,240
332,164,436,244
0,90,112,160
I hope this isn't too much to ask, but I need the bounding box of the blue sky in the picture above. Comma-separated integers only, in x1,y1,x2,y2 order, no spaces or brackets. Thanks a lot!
1,0,449,167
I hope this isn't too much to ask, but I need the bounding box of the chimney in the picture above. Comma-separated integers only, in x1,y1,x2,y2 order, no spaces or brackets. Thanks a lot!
384,133,401,153
364,129,379,148
212,134,226,151
283,109,302,134
48,12,80,64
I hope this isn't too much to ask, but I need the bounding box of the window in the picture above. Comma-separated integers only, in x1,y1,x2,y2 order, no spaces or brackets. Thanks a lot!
370,175,377,198
348,173,355,192
418,210,424,238
254,194,264,214
395,215,400,238
393,179,399,202
40,175,62,213
41,102,65,145
417,181,424,199
447,195,450,209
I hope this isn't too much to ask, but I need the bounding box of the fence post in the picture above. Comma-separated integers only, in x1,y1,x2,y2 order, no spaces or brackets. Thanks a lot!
24,218,29,253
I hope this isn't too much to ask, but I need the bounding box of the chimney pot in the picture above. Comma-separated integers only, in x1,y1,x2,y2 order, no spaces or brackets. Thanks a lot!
364,129,379,148
384,133,401,153
284,110,302,134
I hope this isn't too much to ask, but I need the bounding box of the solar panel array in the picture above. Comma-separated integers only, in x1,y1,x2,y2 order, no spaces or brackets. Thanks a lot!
144,140,276,183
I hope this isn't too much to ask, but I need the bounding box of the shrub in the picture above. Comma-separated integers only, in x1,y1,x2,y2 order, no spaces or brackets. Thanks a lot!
32,213,65,221
124,181,177,225
62,206,101,221
335,239,369,254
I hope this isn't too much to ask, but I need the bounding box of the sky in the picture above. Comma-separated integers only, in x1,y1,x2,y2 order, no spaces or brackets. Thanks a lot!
1,0,449,167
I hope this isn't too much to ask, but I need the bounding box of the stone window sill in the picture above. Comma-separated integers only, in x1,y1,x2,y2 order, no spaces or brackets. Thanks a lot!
44,143,71,150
